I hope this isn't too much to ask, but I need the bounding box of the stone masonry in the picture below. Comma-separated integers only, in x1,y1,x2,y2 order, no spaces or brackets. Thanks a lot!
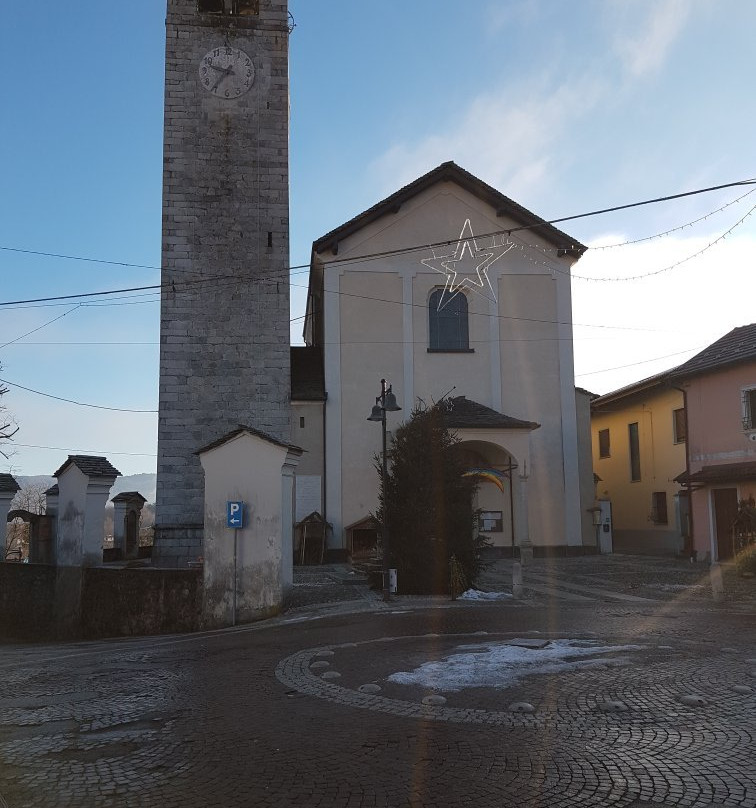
155,0,291,566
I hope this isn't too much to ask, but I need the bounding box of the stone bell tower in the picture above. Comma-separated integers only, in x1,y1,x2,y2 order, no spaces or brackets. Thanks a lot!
154,0,291,566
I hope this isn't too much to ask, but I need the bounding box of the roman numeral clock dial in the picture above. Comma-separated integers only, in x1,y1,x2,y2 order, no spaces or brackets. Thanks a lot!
199,46,255,98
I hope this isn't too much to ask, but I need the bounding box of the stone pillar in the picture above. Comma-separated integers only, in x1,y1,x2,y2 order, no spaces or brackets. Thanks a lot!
512,472,531,599
112,492,147,560
53,456,120,567
281,451,299,593
0,474,20,558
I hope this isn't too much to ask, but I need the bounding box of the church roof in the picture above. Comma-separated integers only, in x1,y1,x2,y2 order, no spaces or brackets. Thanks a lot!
312,161,587,258
53,455,121,479
442,396,540,431
672,323,756,379
291,346,325,401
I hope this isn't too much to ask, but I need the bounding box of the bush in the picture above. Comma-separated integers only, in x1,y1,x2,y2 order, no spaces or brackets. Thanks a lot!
375,404,486,595
735,542,756,577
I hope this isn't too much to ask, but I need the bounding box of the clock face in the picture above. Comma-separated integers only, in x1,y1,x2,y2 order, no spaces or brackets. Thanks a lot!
199,46,255,99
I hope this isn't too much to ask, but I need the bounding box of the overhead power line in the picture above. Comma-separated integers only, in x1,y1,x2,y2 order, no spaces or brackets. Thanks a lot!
0,377,157,413
575,347,705,377
1,177,755,309
12,442,157,457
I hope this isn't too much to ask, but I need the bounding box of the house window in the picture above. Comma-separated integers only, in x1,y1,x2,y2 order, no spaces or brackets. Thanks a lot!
428,290,470,352
198,0,225,12
743,388,756,430
673,408,686,443
299,416,305,429
628,422,641,482
598,428,610,458
651,491,668,525
479,511,503,532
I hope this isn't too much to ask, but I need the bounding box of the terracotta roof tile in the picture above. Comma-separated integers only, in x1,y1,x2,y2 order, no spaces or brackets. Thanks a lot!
672,323,756,378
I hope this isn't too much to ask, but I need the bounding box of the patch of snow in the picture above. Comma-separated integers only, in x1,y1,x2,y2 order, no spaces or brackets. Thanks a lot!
388,639,644,692
458,589,513,601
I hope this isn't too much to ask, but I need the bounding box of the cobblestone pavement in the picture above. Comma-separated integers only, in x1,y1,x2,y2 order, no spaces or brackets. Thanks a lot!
0,556,754,807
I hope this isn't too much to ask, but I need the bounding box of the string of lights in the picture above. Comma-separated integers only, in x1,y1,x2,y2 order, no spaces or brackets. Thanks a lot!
2,177,755,309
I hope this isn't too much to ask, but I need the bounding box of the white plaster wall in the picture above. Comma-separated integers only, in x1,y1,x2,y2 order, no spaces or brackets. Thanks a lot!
0,492,15,552
200,432,291,628
55,467,115,567
56,465,88,566
320,180,582,550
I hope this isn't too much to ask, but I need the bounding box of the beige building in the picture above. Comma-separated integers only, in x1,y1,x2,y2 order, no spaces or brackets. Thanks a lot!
591,374,688,555
294,162,596,559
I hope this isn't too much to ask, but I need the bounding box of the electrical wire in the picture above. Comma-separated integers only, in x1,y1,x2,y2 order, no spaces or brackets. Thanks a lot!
0,305,81,350
575,347,705,377
11,442,157,457
0,377,157,413
2,177,755,308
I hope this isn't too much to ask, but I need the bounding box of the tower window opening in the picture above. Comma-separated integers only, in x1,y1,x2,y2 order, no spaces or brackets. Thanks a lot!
198,0,259,15
233,0,259,15
198,0,224,13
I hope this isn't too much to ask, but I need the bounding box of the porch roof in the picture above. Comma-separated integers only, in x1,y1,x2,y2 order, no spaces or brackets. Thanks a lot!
675,460,756,485
443,396,540,431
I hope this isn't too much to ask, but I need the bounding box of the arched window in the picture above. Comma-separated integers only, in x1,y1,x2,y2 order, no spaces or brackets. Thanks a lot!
428,289,470,351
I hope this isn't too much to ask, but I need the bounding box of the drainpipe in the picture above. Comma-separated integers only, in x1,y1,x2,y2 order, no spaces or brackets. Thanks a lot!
671,383,695,561
322,390,328,557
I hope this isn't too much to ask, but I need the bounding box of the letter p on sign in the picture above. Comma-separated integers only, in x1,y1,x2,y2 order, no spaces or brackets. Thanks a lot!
227,501,244,528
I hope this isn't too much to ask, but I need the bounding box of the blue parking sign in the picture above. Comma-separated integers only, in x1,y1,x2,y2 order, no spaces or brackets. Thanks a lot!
227,501,244,528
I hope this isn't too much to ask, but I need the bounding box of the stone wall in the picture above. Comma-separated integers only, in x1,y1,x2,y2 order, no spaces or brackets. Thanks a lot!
0,564,56,639
81,568,202,638
155,0,292,551
0,565,202,640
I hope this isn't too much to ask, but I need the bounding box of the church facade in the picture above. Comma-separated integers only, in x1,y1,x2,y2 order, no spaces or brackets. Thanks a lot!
295,162,597,558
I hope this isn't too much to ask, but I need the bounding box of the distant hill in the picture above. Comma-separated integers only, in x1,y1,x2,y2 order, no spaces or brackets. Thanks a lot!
15,473,157,505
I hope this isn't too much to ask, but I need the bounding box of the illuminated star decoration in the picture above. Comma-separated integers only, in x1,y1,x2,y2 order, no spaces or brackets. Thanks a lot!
421,219,514,310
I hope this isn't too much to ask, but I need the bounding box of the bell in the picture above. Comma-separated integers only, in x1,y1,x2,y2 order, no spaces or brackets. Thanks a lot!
384,389,401,412
367,403,383,422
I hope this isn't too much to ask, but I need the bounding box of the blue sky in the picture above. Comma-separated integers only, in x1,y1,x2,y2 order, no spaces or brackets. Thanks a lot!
1,0,755,477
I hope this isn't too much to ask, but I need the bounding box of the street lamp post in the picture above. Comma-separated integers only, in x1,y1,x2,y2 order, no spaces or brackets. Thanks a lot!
367,378,401,601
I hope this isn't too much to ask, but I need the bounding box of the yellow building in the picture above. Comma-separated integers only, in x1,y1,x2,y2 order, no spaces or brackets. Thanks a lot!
591,373,688,555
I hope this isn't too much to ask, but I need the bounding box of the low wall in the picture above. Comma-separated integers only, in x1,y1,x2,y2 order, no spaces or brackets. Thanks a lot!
0,563,56,638
612,529,685,557
81,568,202,638
0,563,202,641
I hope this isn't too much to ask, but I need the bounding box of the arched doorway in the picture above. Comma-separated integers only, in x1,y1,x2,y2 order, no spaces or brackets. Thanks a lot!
456,441,520,557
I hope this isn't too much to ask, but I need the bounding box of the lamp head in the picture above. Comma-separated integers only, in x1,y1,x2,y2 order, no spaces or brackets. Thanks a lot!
367,401,384,422
383,388,401,412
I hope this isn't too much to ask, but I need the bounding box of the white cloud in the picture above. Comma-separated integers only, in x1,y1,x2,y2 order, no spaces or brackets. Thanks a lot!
611,0,691,78
369,74,605,202
571,228,756,395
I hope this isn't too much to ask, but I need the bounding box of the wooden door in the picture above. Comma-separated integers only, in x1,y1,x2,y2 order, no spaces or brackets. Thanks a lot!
713,488,738,560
